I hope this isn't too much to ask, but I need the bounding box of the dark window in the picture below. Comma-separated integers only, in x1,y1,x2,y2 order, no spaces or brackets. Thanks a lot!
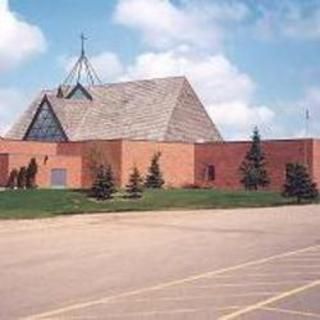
68,87,88,99
205,165,215,181
24,102,67,142
66,83,92,100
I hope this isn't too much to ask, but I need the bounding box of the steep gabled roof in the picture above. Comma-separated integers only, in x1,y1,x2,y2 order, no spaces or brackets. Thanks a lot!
6,76,222,143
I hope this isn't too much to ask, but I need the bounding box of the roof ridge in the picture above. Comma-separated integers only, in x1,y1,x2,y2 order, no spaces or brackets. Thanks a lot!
163,78,223,142
162,77,187,140
183,81,223,141
84,75,187,89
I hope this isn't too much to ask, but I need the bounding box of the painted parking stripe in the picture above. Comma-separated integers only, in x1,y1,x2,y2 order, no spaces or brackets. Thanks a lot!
23,244,320,320
219,280,320,320
262,307,320,319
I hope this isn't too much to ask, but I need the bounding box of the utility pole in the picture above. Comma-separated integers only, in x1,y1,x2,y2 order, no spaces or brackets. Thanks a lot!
305,108,310,138
304,108,310,168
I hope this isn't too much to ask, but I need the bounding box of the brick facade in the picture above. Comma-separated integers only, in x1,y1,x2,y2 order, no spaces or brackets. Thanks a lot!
121,140,194,188
0,138,319,190
312,139,320,187
195,139,315,190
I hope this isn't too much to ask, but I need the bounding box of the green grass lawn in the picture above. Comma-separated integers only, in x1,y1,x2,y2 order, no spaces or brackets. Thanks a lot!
0,188,306,219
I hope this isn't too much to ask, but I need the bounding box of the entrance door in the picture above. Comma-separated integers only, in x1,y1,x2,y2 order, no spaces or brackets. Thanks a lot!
51,169,67,188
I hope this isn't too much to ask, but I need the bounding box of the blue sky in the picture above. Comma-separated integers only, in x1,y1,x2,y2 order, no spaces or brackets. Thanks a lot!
1,0,320,139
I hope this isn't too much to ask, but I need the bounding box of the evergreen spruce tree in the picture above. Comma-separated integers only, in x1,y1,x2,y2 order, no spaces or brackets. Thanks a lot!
26,158,38,189
126,166,144,199
17,167,27,189
105,165,116,198
239,127,270,190
283,163,318,204
91,165,116,200
7,169,18,189
145,152,165,188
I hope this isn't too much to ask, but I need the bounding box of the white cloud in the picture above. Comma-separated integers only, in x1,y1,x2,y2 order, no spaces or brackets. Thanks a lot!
111,0,276,139
305,87,320,108
0,88,28,135
114,0,320,46
113,0,248,49
255,1,320,40
118,48,274,139
89,52,124,82
0,0,46,72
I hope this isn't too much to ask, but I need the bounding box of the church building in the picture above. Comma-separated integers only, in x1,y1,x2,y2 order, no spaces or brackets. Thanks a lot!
0,42,319,190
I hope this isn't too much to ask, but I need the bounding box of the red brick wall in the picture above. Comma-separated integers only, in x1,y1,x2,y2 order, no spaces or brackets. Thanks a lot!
121,140,194,188
0,139,57,156
195,139,314,190
312,139,320,187
56,142,83,156
7,154,82,188
1,138,318,191
78,140,122,188
0,154,9,187
0,140,123,189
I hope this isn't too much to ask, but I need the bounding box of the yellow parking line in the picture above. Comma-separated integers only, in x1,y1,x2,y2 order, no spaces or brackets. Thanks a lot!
280,258,320,262
219,280,320,320
262,306,320,319
23,243,320,320
53,306,241,319
249,263,320,267
191,281,308,287
129,292,278,302
215,272,320,278
110,306,240,318
286,255,320,257
106,308,198,317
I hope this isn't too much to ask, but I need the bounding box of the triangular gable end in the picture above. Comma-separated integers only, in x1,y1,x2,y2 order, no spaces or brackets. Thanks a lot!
24,95,68,142
164,78,223,143
66,82,93,100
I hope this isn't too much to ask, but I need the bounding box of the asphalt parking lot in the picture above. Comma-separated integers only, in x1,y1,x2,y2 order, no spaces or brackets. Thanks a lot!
1,205,320,319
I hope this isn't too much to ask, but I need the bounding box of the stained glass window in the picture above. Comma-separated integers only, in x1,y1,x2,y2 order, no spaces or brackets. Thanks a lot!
24,102,67,142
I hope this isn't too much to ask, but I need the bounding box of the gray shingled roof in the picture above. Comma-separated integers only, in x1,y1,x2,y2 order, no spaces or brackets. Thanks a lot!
6,76,222,143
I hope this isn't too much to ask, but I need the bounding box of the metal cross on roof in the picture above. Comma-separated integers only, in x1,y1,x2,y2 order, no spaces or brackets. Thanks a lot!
80,33,87,57
62,33,102,87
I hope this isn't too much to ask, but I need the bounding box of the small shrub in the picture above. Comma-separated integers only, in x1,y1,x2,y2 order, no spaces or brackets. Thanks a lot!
182,183,201,189
26,158,38,189
91,165,116,200
282,163,318,204
17,167,27,189
145,152,165,188
7,169,18,189
126,167,144,199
